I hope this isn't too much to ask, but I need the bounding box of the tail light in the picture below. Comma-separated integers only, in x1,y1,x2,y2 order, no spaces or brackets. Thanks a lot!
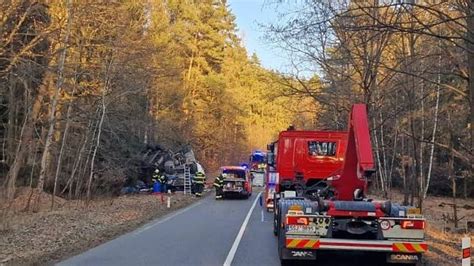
286,216,309,225
400,220,425,229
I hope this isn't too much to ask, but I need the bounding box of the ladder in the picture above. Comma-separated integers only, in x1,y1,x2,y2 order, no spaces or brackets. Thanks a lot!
183,164,192,195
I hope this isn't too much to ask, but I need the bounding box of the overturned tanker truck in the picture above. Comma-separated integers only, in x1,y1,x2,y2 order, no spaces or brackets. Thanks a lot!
140,145,203,191
267,104,427,265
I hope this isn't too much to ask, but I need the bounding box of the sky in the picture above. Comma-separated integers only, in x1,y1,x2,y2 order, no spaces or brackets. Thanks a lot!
228,0,289,72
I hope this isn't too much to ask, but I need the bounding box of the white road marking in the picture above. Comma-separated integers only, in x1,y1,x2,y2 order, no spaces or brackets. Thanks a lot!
133,200,203,236
223,191,262,266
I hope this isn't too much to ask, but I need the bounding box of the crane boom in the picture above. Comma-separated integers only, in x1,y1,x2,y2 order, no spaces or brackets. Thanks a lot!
330,104,375,200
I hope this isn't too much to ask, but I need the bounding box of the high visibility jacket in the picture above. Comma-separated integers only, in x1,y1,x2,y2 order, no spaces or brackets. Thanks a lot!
193,174,206,185
154,173,166,184
213,175,224,188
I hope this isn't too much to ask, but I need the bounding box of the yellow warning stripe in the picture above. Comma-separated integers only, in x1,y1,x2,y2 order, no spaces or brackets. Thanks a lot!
304,239,318,248
393,243,428,253
287,239,300,248
412,244,427,252
394,243,408,252
286,239,320,249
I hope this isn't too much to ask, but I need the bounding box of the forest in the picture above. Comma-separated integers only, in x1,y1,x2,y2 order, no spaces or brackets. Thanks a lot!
0,0,473,214
0,0,316,211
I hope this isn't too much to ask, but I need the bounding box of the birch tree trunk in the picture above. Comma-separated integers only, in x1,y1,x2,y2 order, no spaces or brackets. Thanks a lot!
86,55,113,203
33,1,73,212
424,39,442,199
418,83,425,209
51,0,74,209
373,116,385,195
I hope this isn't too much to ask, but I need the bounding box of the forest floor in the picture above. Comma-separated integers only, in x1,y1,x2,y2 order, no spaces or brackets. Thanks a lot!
0,187,201,265
371,189,474,265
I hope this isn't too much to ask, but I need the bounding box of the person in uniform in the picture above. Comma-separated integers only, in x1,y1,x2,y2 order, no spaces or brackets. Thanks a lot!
213,174,225,199
153,169,167,193
193,171,206,197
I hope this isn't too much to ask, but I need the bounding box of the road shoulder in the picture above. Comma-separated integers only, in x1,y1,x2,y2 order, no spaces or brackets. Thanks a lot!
0,192,203,265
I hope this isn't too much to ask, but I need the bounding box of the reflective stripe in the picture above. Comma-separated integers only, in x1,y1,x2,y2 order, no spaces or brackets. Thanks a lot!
286,238,320,249
304,239,319,248
392,243,427,253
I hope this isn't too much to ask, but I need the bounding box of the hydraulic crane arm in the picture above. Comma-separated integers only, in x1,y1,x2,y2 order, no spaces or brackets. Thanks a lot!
330,104,375,200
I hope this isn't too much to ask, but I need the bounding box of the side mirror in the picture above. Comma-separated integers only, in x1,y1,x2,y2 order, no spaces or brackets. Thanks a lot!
267,152,274,166
267,143,274,152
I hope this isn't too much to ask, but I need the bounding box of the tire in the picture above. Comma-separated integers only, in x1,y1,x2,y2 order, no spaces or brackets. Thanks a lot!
273,196,280,236
273,203,279,236
277,211,286,261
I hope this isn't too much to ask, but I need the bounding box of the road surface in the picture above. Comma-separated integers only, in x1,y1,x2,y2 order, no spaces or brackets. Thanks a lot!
60,189,387,266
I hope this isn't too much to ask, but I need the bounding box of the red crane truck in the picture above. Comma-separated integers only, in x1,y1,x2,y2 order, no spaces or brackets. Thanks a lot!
267,104,427,265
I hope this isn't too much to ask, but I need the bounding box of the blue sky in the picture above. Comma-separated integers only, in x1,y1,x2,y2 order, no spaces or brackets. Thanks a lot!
228,0,289,72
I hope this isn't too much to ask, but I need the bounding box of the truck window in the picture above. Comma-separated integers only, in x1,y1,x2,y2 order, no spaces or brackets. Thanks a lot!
308,141,337,156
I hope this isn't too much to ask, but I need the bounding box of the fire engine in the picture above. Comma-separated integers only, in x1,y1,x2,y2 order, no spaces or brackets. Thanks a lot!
266,104,426,265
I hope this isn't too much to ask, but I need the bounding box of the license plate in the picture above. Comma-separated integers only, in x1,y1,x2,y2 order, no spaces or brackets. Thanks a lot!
287,225,317,234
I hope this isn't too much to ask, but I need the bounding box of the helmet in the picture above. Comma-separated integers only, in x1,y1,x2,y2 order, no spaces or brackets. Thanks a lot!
154,169,160,173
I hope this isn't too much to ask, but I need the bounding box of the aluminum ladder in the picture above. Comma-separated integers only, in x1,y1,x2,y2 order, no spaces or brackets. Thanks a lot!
183,164,192,195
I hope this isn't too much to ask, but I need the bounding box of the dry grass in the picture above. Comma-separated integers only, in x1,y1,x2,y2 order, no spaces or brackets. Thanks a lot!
370,189,474,266
0,189,199,265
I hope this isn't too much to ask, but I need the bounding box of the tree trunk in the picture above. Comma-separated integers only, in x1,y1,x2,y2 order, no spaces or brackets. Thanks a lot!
379,111,388,196
6,74,16,166
424,49,441,199
467,0,474,200
448,111,457,228
33,2,72,212
418,82,424,209
373,117,386,195
86,94,106,202
5,76,52,201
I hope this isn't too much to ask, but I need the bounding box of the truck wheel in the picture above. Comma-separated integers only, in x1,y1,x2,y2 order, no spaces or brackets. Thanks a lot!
277,215,289,264
273,206,279,236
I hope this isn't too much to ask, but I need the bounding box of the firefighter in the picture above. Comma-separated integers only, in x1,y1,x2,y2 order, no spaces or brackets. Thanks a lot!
213,174,225,200
193,171,206,197
153,169,167,193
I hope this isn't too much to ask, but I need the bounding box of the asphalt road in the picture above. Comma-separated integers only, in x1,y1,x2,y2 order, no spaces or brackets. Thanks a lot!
60,189,388,266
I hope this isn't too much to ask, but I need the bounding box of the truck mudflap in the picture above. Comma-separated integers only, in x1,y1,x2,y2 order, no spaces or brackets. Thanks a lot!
281,248,317,260
285,237,428,253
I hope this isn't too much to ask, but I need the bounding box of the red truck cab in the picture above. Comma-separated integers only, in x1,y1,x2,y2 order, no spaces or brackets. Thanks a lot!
275,131,347,191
